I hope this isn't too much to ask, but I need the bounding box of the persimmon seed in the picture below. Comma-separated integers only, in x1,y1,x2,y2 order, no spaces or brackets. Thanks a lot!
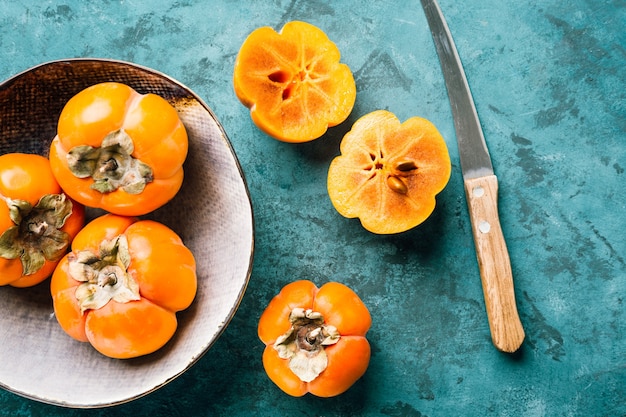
387,175,408,194
396,160,417,171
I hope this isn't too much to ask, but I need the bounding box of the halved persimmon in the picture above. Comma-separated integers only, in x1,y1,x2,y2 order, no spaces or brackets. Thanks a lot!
233,21,356,143
327,110,451,234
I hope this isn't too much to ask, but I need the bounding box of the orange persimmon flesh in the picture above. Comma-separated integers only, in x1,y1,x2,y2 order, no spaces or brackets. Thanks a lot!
233,21,356,142
327,110,451,234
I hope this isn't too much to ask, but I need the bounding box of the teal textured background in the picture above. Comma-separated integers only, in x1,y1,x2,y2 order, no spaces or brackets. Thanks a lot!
0,0,624,416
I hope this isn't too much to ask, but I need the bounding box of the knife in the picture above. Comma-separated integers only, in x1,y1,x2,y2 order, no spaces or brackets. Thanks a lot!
420,0,525,352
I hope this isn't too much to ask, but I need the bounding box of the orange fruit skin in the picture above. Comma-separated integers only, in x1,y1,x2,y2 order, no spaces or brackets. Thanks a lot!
328,110,451,234
50,214,197,359
49,82,188,216
233,21,356,143
258,280,371,397
0,153,85,287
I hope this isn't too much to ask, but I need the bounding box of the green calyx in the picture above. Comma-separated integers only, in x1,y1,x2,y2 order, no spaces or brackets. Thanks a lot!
0,193,74,275
67,129,153,194
273,307,340,383
69,234,140,313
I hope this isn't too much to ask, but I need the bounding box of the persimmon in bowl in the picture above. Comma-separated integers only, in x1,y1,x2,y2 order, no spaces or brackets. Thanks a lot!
0,59,254,408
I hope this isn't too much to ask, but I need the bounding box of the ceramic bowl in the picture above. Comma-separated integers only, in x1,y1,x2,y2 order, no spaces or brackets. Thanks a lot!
0,58,254,408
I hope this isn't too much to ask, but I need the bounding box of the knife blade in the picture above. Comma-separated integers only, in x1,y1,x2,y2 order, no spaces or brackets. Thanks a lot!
420,0,525,352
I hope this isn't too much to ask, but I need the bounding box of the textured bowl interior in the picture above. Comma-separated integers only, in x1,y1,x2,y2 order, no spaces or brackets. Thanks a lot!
0,59,254,408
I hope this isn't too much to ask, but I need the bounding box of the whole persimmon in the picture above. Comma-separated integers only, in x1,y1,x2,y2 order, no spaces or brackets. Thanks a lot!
50,214,197,359
0,153,84,287
49,82,188,216
258,280,371,397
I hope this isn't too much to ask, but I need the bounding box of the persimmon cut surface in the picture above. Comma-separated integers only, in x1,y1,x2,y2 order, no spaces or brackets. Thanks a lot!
0,153,84,287
327,110,451,234
50,213,197,359
49,82,188,216
233,21,356,142
258,280,371,397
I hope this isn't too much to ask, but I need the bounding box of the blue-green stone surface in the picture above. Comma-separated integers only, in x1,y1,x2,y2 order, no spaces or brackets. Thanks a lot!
1,0,624,416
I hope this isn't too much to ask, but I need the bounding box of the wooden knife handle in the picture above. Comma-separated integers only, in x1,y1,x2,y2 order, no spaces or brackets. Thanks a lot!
464,174,525,352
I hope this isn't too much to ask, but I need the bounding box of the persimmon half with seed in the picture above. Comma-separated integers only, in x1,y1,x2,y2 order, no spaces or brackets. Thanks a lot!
327,110,451,234
233,21,356,142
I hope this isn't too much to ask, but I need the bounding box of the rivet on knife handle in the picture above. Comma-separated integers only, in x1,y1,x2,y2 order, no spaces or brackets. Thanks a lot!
420,0,525,352
465,175,525,352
